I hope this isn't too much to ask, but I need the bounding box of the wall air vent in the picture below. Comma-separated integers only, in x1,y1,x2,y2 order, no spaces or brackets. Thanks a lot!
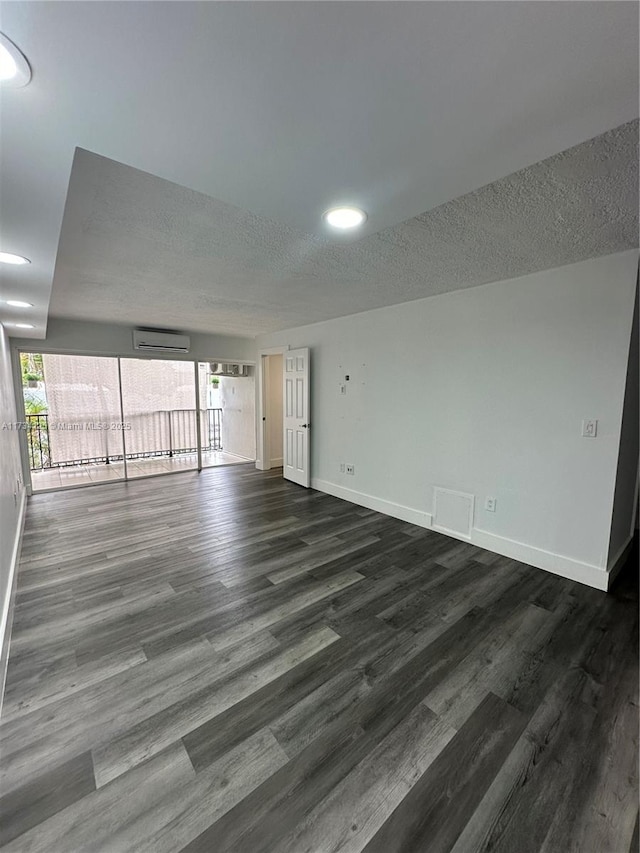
433,487,474,540
210,362,251,377
133,329,190,353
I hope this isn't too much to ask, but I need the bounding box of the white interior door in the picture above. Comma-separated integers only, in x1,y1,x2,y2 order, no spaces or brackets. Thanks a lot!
283,347,310,487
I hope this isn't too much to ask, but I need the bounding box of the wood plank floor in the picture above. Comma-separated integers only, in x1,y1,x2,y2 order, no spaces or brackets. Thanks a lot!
1,465,637,853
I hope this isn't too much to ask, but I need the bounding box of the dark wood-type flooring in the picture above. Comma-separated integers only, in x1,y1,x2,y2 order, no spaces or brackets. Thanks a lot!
1,465,638,852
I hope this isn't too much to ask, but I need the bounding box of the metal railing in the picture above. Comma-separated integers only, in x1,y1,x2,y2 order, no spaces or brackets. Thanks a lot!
25,409,223,470
26,415,50,470
206,407,222,453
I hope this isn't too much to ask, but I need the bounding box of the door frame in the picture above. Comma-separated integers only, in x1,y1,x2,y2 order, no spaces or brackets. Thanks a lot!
255,346,288,471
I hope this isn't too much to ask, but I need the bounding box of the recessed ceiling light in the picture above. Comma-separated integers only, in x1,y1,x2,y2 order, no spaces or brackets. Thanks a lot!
0,33,31,87
323,207,367,229
6,300,33,308
12,323,35,329
0,252,31,265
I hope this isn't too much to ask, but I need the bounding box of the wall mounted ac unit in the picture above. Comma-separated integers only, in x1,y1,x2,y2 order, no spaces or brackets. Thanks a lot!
133,329,191,353
210,362,250,377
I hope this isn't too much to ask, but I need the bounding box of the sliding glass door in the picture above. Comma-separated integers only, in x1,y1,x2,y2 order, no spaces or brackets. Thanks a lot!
22,352,255,491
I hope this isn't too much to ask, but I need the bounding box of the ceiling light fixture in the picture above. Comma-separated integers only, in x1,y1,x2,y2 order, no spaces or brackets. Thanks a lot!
0,252,31,265
0,32,31,87
323,206,367,229
12,323,35,329
6,300,33,308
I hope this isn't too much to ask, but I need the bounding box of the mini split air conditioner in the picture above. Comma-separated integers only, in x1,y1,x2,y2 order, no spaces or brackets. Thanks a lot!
210,362,250,377
133,329,191,353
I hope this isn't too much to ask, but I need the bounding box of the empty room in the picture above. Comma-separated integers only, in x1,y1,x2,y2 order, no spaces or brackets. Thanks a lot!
0,2,638,852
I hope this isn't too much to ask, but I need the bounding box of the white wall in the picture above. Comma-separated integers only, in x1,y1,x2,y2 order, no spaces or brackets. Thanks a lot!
0,323,26,705
607,280,639,571
9,318,255,364
256,250,639,589
220,375,256,460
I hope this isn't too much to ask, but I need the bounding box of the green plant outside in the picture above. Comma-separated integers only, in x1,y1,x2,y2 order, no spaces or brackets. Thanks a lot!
23,394,48,415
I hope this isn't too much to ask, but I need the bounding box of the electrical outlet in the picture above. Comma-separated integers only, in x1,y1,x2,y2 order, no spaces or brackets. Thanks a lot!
582,419,598,438
485,497,497,512
339,463,345,473
346,464,355,475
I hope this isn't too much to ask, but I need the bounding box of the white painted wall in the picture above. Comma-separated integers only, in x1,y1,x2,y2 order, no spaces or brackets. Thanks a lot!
607,281,639,572
256,250,639,589
9,318,255,364
220,375,256,460
0,324,26,704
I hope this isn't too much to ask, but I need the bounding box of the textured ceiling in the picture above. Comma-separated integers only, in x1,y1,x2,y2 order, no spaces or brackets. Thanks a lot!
1,1,638,337
49,121,639,337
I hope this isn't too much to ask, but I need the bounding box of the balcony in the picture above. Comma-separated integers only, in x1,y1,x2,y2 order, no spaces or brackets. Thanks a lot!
26,408,251,490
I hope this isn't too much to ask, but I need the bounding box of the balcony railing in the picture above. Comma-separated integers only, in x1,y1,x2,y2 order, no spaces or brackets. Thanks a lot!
26,415,50,471
25,409,223,470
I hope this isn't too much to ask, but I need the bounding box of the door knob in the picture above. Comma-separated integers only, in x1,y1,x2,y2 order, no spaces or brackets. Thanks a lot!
298,423,310,428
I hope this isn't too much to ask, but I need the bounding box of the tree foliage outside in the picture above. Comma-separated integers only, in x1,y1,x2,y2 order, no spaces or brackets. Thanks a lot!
20,352,44,382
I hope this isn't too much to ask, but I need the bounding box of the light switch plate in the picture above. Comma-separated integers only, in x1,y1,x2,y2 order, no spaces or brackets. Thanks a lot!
582,419,598,438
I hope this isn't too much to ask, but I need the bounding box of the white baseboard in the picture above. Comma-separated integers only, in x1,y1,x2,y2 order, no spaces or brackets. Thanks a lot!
606,535,634,588
310,478,610,591
311,478,433,529
256,458,283,471
472,527,609,591
1,488,27,716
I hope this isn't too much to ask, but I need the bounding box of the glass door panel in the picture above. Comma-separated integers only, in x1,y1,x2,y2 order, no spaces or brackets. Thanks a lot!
198,362,256,468
198,362,223,468
24,353,125,491
119,358,198,479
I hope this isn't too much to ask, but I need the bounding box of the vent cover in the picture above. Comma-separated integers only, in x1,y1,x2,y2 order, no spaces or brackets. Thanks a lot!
433,488,474,540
